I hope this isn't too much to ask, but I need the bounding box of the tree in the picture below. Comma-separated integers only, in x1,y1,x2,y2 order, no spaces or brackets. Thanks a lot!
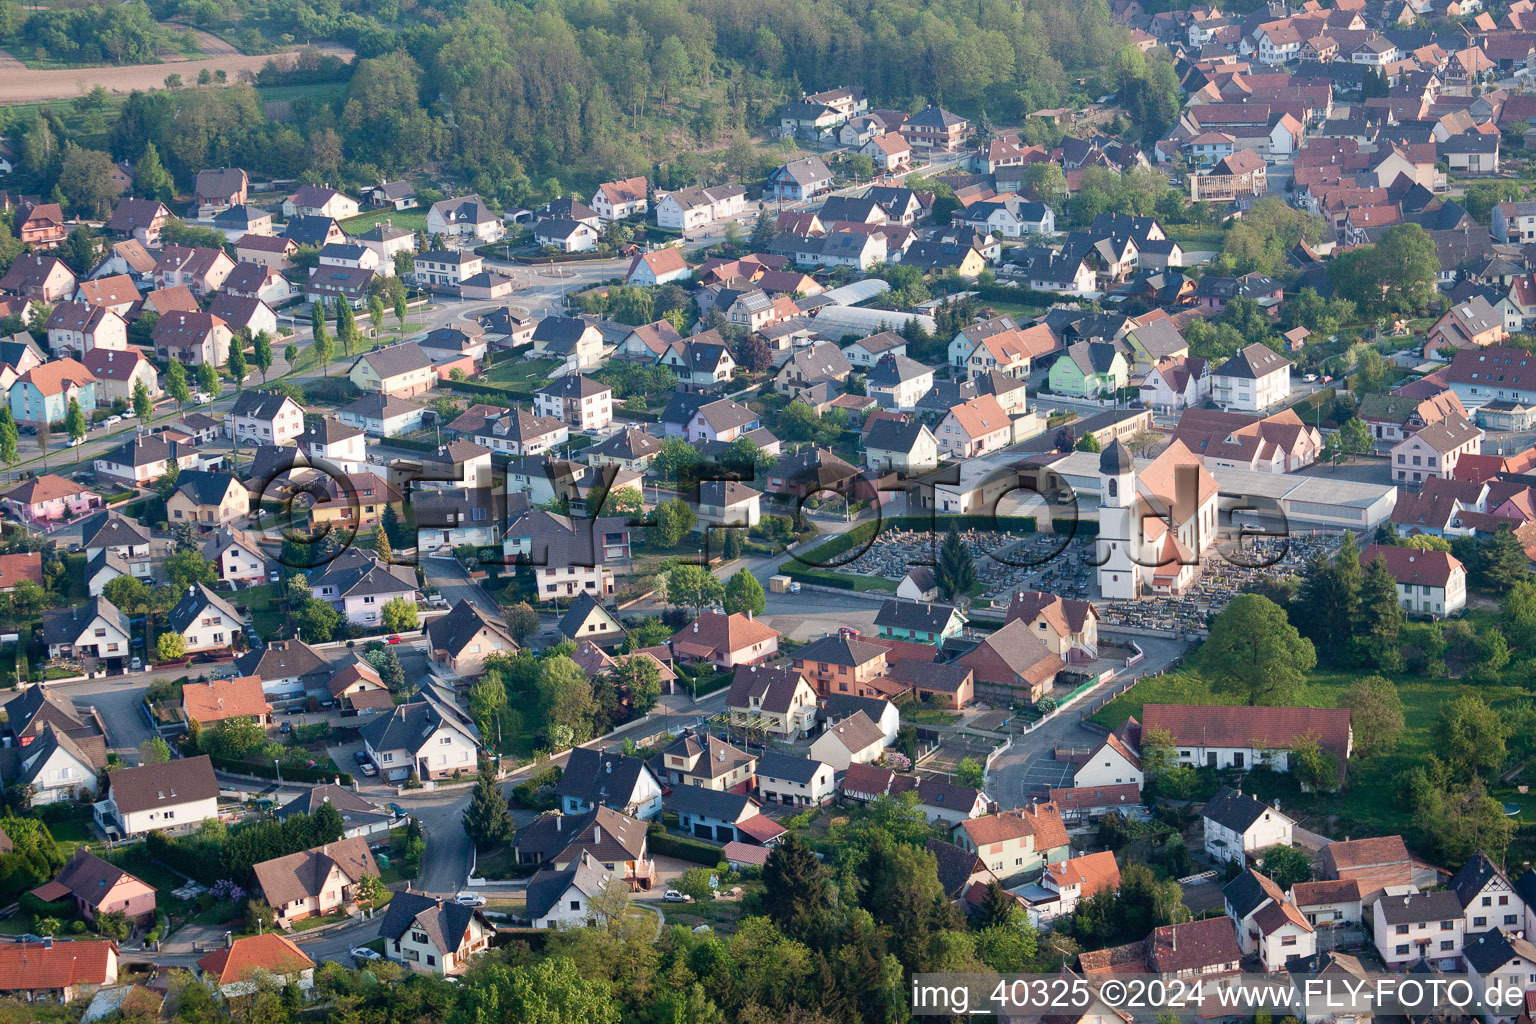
761,832,832,940
58,143,117,219
648,498,696,548
1435,693,1508,782
164,547,216,590
156,632,186,662
371,528,394,566
723,569,765,617
462,761,514,848
335,298,360,357
1291,532,1361,665
1290,735,1339,792
1075,432,1101,453
137,737,171,765
196,361,220,401
164,360,190,413
227,344,247,392
394,287,409,330
297,597,341,644
469,672,507,747
133,141,174,202
381,596,418,632
1482,528,1530,594
64,397,85,444
1202,593,1316,706
131,378,152,428
253,330,273,383
353,873,386,910
1260,845,1313,888
1355,555,1405,670
1416,780,1517,865
604,486,644,519
537,655,595,744
310,300,331,375
750,208,775,250
612,654,662,714
1344,675,1405,757
662,562,723,613
504,602,540,641
955,758,984,788
935,525,977,603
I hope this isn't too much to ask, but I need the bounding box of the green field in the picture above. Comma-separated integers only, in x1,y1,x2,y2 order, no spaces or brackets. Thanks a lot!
1090,661,1532,839
340,208,431,235
482,357,560,390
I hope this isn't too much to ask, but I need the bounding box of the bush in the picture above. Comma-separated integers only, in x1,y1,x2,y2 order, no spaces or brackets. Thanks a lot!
648,830,726,865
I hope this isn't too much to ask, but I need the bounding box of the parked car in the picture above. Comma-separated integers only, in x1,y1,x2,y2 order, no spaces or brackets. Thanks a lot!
351,947,382,962
354,750,370,764
129,657,142,671
359,762,378,777
1304,373,1317,383
386,635,402,644
663,890,692,903
454,892,487,907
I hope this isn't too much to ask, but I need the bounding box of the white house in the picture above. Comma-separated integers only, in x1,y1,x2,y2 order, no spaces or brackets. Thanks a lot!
1211,343,1292,412
229,390,305,447
808,710,889,770
655,185,747,232
1449,853,1525,935
94,755,219,837
754,752,835,807
1290,878,1364,929
359,686,480,782
557,748,663,820
1358,544,1468,617
379,891,494,974
1072,733,1143,789
1373,890,1466,970
1201,787,1294,866
525,851,612,930
1463,928,1536,1024
9,727,99,806
165,584,244,654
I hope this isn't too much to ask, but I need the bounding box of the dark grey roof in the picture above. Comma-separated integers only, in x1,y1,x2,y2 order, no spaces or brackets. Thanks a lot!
867,353,931,388
80,511,150,551
283,215,339,246
1463,928,1536,974
754,751,825,785
819,692,893,724
41,596,128,647
586,428,661,461
864,418,929,454
556,591,619,640
1100,438,1134,475
665,783,753,821
98,433,191,469
356,342,432,378
1223,868,1284,921
1215,343,1291,381
1375,890,1465,925
425,599,513,658
276,783,391,832
173,470,241,507
873,599,958,633
1448,852,1510,910
524,851,608,920
530,316,592,345
359,688,476,755
537,374,609,400
235,639,329,682
377,891,486,952
1202,786,1278,834
300,416,364,446
307,547,416,601
167,583,243,635
556,748,657,809
231,389,297,421
927,838,987,898
339,393,416,420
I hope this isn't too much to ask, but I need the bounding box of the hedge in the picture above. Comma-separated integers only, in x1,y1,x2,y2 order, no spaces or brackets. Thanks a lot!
1053,518,1098,537
380,436,441,452
441,379,520,399
209,755,354,786
650,831,728,866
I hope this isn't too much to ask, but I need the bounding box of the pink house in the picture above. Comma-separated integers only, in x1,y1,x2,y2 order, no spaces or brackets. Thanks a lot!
2,474,102,525
32,847,156,925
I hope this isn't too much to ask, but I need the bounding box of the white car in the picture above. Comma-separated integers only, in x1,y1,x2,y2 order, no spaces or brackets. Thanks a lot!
662,889,693,903
104,415,122,427
454,892,487,907
1304,373,1318,383
351,947,382,962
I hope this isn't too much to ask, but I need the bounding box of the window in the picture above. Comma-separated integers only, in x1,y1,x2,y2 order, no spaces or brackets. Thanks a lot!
1396,944,1409,956
1441,941,1455,951
569,899,581,911
1396,925,1409,935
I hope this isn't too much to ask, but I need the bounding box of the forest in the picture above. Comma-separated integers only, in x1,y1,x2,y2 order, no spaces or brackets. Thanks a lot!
0,0,1147,217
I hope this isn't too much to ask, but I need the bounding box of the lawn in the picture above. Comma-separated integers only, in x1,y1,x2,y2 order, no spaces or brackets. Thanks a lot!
1162,225,1228,250
291,909,349,932
482,358,560,389
900,707,961,727
339,209,431,235
1090,660,1532,840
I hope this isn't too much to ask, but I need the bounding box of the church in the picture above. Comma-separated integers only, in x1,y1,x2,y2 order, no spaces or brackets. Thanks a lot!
1095,438,1220,600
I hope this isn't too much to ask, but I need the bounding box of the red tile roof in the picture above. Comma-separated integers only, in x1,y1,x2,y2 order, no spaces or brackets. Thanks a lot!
182,675,271,725
197,933,313,985
0,940,116,992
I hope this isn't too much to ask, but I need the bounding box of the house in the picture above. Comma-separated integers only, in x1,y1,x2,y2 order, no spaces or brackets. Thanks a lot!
529,316,604,370
181,675,272,727
775,342,852,397
349,342,435,398
235,233,298,270
0,254,75,302
195,168,248,217
523,850,612,929
105,198,170,247
93,432,198,486
863,419,939,476
874,600,966,644
73,274,140,317
81,512,151,577
234,639,331,700
958,618,1065,703
1202,786,1295,865
1,723,101,806
959,196,1055,238
901,106,969,151
228,389,305,447
0,940,117,1004
937,394,1012,458
1391,415,1485,490
659,333,735,393
308,548,418,627
1073,734,1143,789
557,748,662,819
1046,783,1144,826
197,933,313,998
667,786,783,846
305,265,375,308
513,804,653,892
790,632,890,699
501,506,629,599
359,684,480,782
164,583,244,653
886,658,974,709
655,185,747,232
378,892,494,974
9,358,97,428
152,246,234,298
671,611,780,669
1439,131,1499,174
0,551,42,594
1005,590,1100,662
863,131,913,172
867,354,935,412
152,311,232,367
1135,703,1354,780
753,752,835,807
626,248,690,287
1224,867,1315,972
1290,878,1364,929
298,416,367,474
767,157,835,201
363,180,417,211
93,755,218,837
1358,543,1467,617
44,302,126,358
1463,927,1536,1021
696,480,761,527
557,593,624,648
535,218,599,253
277,785,396,839
424,599,516,677
81,348,157,406
322,656,395,714
591,176,648,222
726,665,819,740
337,392,426,437
1189,149,1268,202
808,708,889,770
534,374,612,430
355,223,415,268
16,200,65,247
253,836,379,925
31,848,155,925
657,730,756,793
208,293,276,338
1032,850,1122,927
283,185,360,220
584,427,662,472
426,195,503,242
166,471,249,528
1449,851,1525,933
1047,341,1128,397
1171,406,1321,473
3,474,101,525
221,263,292,306
1210,343,1293,412
1373,890,1466,969
1429,296,1509,356
954,804,1072,881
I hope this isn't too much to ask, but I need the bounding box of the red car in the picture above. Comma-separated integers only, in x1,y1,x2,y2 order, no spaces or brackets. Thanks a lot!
386,635,402,645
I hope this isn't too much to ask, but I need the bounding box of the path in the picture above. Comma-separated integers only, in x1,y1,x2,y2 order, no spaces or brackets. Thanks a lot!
0,42,355,103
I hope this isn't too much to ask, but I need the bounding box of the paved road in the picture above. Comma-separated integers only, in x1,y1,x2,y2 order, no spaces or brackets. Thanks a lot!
984,632,1190,811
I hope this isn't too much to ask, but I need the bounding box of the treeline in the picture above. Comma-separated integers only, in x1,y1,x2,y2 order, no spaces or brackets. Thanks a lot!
84,0,1130,209
0,0,163,66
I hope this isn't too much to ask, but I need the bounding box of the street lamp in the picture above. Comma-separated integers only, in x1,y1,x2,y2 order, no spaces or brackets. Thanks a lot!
274,759,282,786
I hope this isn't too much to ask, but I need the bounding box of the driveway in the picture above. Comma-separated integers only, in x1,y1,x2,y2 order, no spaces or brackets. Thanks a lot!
425,558,503,618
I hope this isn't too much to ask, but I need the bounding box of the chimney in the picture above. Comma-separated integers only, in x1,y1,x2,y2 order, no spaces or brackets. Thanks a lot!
556,813,562,832
593,825,601,844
